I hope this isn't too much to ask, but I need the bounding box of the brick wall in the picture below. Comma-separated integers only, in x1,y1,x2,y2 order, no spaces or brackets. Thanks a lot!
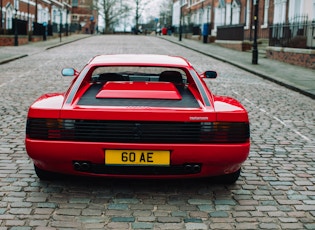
215,40,252,51
266,47,315,69
0,36,29,46
31,36,44,42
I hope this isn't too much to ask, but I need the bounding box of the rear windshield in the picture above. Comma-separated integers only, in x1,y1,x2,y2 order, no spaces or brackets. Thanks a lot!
90,66,188,83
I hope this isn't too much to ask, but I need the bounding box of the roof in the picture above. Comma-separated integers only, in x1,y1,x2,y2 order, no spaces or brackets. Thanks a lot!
89,54,191,67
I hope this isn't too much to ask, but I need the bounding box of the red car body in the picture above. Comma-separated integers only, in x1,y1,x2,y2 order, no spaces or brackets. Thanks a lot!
25,54,250,183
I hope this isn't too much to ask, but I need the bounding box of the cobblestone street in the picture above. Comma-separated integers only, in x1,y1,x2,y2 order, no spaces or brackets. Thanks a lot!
0,35,314,229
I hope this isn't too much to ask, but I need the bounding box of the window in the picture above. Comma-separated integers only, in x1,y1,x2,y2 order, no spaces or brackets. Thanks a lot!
231,0,241,25
72,0,78,7
245,0,250,29
52,8,57,23
274,0,287,24
202,6,210,24
6,7,13,29
14,0,19,10
37,4,43,23
262,0,269,28
289,0,303,21
214,0,226,34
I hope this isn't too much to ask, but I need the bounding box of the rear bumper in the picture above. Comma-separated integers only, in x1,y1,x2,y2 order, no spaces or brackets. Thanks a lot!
25,139,250,178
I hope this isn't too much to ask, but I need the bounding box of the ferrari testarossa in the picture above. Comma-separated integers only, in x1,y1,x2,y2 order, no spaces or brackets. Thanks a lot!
25,54,250,183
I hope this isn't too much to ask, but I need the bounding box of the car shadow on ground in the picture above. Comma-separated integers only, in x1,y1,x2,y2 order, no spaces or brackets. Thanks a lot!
36,173,240,197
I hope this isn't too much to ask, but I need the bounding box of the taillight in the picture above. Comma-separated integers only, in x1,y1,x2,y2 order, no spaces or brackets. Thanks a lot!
26,119,249,143
46,119,62,139
26,119,75,140
201,122,249,143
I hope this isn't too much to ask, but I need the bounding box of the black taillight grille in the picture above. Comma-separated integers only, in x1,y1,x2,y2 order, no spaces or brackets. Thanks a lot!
26,119,249,143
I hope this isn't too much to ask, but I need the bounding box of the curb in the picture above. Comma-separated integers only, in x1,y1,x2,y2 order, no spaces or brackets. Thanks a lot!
0,35,90,65
45,35,89,50
0,54,28,65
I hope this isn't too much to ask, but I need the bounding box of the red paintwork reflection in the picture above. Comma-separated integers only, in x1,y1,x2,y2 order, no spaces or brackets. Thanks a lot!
214,96,246,112
96,82,182,100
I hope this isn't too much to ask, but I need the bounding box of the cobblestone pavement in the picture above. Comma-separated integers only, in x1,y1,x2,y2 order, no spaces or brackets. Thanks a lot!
0,35,314,229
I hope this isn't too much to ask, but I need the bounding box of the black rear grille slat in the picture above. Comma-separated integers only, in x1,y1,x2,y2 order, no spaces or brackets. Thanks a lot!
26,119,249,143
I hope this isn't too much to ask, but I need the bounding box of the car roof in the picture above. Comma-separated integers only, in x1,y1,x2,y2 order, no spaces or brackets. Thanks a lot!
89,54,191,67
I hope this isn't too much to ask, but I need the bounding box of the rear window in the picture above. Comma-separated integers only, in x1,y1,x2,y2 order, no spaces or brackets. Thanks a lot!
90,66,188,83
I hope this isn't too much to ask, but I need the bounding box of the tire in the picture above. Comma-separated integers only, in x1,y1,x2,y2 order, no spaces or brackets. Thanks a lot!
213,168,241,184
34,164,60,180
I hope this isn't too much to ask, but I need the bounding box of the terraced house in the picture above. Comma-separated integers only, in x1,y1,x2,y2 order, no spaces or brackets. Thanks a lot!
172,0,315,68
0,0,97,45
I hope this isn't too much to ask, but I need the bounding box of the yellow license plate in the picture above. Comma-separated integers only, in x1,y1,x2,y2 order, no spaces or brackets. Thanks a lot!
105,150,170,166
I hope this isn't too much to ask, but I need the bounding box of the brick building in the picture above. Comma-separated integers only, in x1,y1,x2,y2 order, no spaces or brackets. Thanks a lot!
0,0,71,35
0,0,98,45
172,0,315,49
71,0,98,34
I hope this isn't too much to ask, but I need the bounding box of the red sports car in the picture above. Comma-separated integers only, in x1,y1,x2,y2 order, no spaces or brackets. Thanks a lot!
25,54,250,183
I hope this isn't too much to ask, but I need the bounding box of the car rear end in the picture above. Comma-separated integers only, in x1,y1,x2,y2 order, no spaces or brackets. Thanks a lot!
25,56,250,181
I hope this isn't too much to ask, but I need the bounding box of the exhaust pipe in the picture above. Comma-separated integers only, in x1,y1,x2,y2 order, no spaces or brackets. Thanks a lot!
192,164,201,173
73,162,82,171
185,164,192,171
73,161,91,172
81,162,90,171
184,164,201,173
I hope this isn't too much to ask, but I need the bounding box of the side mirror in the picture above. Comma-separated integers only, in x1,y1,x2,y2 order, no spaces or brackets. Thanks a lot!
61,68,78,77
202,71,217,79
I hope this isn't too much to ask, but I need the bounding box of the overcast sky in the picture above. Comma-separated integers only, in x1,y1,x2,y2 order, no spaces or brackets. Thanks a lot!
98,0,169,31
144,0,166,21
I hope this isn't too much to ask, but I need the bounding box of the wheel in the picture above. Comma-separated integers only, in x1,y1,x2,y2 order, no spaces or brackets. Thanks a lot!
34,164,60,180
213,168,241,184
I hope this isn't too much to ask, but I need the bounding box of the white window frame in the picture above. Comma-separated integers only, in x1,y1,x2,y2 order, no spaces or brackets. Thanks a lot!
262,0,269,28
226,3,231,24
273,0,287,24
214,1,225,35
245,0,250,29
6,6,13,29
37,4,43,23
14,0,19,10
231,0,240,25
288,0,303,21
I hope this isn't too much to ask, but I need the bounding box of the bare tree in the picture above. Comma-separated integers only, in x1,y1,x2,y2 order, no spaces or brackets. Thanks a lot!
98,0,131,34
158,0,173,27
134,0,149,34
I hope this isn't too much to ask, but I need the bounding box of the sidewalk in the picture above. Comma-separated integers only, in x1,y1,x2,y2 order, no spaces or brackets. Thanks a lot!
0,34,314,99
0,34,90,64
160,36,315,99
